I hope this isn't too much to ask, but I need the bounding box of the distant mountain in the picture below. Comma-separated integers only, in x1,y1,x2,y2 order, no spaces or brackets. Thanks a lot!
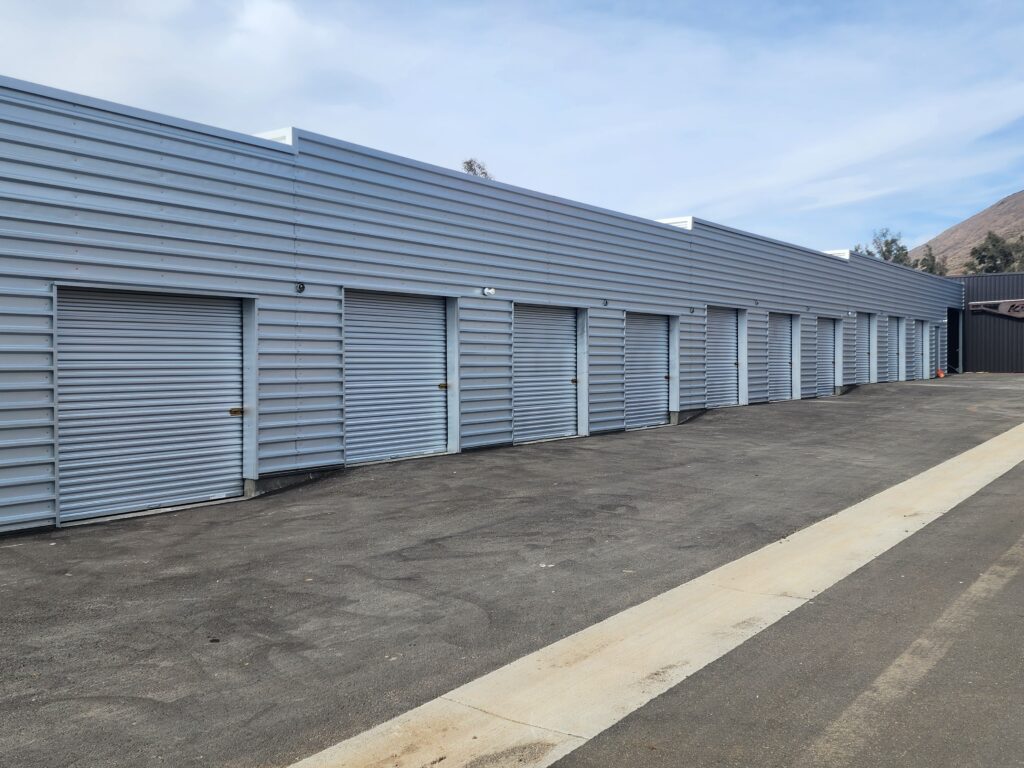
910,190,1024,275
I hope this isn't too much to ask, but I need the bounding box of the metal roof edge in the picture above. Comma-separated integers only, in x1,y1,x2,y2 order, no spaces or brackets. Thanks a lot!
0,74,296,154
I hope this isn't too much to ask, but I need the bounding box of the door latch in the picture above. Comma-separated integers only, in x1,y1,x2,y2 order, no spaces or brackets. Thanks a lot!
438,382,449,390
229,407,244,416
571,377,578,384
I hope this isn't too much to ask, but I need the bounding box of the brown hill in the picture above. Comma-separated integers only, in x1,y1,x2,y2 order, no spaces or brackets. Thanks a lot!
910,190,1024,274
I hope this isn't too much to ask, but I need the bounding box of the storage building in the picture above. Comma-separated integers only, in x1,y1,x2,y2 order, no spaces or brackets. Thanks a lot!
0,76,963,531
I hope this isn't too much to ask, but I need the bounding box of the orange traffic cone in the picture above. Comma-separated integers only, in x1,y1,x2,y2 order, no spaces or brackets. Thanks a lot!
937,369,945,378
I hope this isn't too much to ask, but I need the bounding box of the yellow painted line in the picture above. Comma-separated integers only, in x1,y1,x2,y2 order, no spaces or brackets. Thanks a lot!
289,422,1024,768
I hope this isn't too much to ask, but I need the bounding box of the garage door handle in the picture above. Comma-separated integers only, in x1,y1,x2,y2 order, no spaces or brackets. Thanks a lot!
571,377,578,384
438,382,449,390
664,374,671,380
229,407,244,416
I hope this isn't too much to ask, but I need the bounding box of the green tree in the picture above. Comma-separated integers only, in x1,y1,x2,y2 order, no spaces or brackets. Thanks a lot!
964,231,1024,274
916,244,948,276
461,158,493,180
854,227,912,266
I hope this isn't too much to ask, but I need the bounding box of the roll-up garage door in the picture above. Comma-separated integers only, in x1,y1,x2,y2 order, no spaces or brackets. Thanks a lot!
767,313,793,401
56,288,243,521
624,313,669,429
344,291,448,464
816,318,836,397
888,318,900,381
856,313,870,384
706,307,739,408
931,326,939,377
512,304,577,443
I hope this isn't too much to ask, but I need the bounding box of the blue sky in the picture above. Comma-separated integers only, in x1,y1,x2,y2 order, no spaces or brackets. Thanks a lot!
2,0,1024,251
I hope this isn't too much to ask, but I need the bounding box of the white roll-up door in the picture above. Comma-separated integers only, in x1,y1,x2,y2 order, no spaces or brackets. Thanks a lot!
344,291,448,464
931,327,939,377
706,307,739,408
888,318,900,381
512,304,578,443
624,313,669,429
56,288,243,521
767,313,793,401
856,313,870,384
816,318,836,397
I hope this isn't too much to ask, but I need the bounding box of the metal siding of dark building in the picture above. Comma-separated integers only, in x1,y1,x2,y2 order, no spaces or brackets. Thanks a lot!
955,274,1024,373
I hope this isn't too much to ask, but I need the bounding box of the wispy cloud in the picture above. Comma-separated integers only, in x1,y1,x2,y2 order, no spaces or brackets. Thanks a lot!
2,0,1023,250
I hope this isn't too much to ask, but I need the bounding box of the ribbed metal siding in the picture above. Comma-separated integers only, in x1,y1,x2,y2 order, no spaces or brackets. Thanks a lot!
588,308,625,433
56,288,243,520
0,78,965,529
801,316,817,399
930,326,939,378
706,307,739,408
842,318,856,387
458,297,513,449
512,304,577,443
0,277,56,530
344,291,447,463
888,318,901,381
956,273,1024,372
747,310,769,404
938,325,947,374
856,313,870,384
678,308,706,410
624,313,669,428
816,318,836,397
768,313,793,401
909,320,922,380
876,316,889,382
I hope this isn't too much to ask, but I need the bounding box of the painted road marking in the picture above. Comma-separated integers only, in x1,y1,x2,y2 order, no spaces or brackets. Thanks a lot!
793,527,1024,767
288,422,1024,768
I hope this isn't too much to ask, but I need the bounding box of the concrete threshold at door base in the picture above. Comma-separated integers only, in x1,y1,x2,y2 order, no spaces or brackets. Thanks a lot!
287,421,1024,768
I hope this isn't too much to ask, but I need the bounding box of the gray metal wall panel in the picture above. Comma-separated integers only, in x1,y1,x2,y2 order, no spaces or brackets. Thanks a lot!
55,288,244,520
842,317,856,387
512,304,577,442
876,315,890,382
0,277,56,530
938,325,947,375
624,313,669,428
801,316,817,398
768,313,793,401
856,313,870,384
746,310,769,404
907,321,920,380
0,77,966,527
678,308,706,411
458,297,513,448
888,317,901,381
706,307,739,408
817,318,836,396
588,308,625,433
257,293,344,473
956,273,1024,372
343,290,447,463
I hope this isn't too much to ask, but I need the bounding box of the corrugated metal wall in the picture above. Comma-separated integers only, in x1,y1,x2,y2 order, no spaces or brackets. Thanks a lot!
588,307,626,433
955,274,1024,372
0,76,963,529
746,311,769,404
876,316,890,382
458,297,514,449
678,309,706,411
800,317,818,398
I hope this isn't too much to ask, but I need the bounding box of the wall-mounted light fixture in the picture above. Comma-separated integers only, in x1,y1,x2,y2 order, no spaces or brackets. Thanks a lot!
482,287,496,296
